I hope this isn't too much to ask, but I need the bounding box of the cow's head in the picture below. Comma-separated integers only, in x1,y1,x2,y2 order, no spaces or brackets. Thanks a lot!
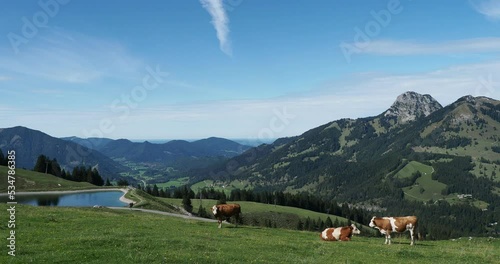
212,205,218,216
368,216,377,228
351,224,361,235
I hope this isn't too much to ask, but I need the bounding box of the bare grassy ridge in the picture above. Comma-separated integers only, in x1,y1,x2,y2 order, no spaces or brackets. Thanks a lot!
0,204,498,264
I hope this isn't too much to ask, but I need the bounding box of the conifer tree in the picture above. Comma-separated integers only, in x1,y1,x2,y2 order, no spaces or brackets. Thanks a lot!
152,184,159,197
333,218,339,228
34,155,48,173
325,216,333,228
197,205,208,218
105,178,112,186
297,219,304,230
90,168,104,186
0,149,5,166
182,195,193,213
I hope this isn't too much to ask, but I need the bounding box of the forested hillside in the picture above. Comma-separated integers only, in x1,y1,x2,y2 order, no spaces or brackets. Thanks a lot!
190,93,500,237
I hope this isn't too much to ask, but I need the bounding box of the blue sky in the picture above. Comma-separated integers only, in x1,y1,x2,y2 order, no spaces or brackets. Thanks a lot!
1,0,500,140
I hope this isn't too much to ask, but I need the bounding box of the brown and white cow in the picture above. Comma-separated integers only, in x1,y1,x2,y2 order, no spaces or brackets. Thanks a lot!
320,224,361,241
212,203,241,228
369,216,418,245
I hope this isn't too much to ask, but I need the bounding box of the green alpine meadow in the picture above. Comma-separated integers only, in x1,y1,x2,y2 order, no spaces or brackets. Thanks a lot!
0,204,498,264
2,1,500,262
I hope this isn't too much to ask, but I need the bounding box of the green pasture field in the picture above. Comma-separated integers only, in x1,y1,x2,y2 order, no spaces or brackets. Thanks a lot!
0,204,498,264
403,172,447,202
398,162,490,208
189,179,251,195
155,177,190,188
163,198,352,225
394,161,434,179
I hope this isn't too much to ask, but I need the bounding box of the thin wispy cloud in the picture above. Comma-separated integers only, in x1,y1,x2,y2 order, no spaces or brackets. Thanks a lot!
471,0,500,20
0,75,11,81
0,29,144,84
200,0,232,56
356,38,500,56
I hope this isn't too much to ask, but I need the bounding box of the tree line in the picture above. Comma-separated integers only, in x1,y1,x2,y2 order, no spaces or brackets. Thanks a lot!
31,154,109,186
0,149,10,166
138,183,370,232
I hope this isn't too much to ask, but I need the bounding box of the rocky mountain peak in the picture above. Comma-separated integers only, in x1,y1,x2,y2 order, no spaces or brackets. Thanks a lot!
384,91,443,124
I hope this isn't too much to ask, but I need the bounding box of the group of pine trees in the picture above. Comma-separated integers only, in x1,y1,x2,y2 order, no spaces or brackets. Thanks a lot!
0,149,11,166
32,154,108,186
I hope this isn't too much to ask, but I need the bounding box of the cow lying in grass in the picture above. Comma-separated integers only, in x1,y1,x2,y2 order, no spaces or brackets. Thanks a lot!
369,216,418,245
320,224,361,241
212,203,241,228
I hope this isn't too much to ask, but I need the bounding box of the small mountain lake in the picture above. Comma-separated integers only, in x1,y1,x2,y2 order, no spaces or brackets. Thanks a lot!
0,190,127,207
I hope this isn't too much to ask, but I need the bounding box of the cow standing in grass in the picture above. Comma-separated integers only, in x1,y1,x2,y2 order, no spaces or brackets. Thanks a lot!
369,216,418,245
320,224,361,241
212,204,241,228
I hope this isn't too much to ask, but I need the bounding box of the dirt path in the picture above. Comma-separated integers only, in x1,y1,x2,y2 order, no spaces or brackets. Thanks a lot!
107,207,220,223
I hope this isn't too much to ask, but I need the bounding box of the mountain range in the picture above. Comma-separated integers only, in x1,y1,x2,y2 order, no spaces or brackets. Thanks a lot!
2,91,499,211
0,127,251,181
0,126,128,177
63,136,251,163
191,92,500,209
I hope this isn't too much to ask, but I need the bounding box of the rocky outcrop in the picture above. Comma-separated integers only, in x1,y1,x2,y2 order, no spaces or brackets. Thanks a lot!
384,91,443,124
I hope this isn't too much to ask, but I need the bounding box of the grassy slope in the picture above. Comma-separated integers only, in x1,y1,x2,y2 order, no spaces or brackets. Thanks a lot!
397,162,489,208
1,204,498,264
404,173,447,201
155,177,190,188
0,166,96,192
417,103,500,179
393,161,447,202
190,179,253,195
126,189,180,213
164,198,351,223
395,161,434,179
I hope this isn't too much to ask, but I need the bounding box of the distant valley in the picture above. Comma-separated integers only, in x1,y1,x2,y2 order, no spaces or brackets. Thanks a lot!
0,127,251,185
